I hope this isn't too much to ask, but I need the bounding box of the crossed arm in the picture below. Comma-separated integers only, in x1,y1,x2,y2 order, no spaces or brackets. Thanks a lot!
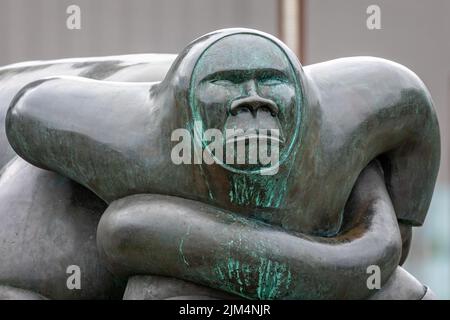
97,162,402,300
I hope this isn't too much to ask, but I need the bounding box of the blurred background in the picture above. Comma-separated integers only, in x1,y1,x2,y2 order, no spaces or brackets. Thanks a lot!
0,0,448,298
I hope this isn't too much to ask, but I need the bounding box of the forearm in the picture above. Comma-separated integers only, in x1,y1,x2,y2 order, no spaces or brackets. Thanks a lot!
98,163,402,299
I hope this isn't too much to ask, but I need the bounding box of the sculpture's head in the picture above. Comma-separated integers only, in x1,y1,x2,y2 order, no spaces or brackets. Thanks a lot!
163,28,308,177
189,33,302,174
158,28,312,210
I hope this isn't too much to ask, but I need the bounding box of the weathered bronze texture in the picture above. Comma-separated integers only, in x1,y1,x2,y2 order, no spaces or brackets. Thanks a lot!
0,29,440,299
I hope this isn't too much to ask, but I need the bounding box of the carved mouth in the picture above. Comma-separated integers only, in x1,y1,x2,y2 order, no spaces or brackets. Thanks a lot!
224,132,284,147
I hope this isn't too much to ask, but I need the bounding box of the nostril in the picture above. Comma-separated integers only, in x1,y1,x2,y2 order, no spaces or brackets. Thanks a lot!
230,104,251,116
241,104,252,113
260,105,277,117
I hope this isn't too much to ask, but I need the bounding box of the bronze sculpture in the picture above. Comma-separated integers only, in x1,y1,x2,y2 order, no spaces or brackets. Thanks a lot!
0,29,440,299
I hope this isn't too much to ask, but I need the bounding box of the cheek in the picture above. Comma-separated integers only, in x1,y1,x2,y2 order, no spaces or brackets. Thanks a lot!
259,85,298,144
195,84,238,129
259,84,296,118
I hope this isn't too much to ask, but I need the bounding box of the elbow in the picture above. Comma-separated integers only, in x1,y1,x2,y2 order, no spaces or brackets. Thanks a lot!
97,202,136,276
6,78,60,168
97,196,165,276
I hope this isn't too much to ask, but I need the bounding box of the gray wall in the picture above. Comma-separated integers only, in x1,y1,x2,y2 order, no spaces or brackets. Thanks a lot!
0,0,278,65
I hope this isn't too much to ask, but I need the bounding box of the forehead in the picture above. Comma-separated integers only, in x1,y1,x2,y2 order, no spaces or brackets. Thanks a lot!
193,34,292,78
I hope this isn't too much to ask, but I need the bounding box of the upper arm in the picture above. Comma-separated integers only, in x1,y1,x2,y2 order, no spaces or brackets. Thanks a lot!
305,57,440,227
6,76,155,202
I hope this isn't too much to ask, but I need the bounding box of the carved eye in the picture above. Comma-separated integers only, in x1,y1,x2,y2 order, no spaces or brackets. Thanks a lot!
259,77,286,86
211,79,235,87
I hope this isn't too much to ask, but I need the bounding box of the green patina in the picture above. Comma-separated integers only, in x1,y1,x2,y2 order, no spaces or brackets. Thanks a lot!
213,256,292,299
255,257,292,299
228,173,288,208
178,224,192,267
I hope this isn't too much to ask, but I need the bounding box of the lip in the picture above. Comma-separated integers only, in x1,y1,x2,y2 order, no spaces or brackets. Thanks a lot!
225,133,284,146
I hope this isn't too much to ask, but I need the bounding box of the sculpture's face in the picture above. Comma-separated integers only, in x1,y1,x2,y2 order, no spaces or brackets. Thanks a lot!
190,34,301,173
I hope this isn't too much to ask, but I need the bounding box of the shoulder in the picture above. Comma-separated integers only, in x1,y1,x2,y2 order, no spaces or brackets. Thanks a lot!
306,56,431,96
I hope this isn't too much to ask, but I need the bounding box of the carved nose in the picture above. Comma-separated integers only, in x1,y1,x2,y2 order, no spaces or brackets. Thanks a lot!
230,96,279,117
